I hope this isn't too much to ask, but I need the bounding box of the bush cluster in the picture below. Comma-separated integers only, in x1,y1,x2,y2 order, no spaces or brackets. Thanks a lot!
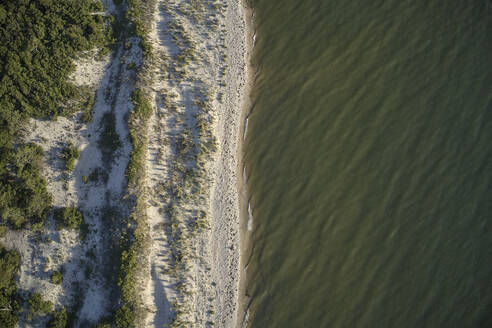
48,308,68,328
81,90,97,123
54,206,84,230
51,271,63,285
127,0,152,58
0,1,107,119
0,246,21,327
0,143,52,229
62,142,80,172
27,292,53,321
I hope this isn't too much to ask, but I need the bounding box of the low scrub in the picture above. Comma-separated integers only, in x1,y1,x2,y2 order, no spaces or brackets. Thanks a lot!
0,144,52,229
27,292,53,321
48,308,68,328
51,271,63,285
126,89,152,186
54,206,84,230
0,246,21,327
62,142,80,172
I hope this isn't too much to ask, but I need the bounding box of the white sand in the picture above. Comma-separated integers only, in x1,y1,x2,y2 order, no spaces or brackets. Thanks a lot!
142,0,250,326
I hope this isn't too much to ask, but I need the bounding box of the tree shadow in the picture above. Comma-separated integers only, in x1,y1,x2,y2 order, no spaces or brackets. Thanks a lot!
150,263,172,326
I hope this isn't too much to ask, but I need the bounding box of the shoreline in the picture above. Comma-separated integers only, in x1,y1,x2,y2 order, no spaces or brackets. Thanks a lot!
237,1,256,327
207,0,255,325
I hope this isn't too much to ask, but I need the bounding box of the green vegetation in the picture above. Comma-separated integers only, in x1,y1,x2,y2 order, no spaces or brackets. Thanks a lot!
61,142,80,172
115,304,133,328
48,308,68,328
89,169,101,182
0,225,7,237
54,206,84,230
0,1,107,119
94,323,112,328
81,90,97,123
126,89,153,186
0,246,21,327
112,1,157,325
0,143,52,229
127,0,153,59
51,271,63,285
131,89,153,121
27,292,53,320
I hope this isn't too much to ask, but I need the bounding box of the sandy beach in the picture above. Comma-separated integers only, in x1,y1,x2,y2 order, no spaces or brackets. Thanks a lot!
142,0,253,326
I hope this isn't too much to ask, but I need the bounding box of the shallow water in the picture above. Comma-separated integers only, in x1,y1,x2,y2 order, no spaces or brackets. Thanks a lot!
245,0,492,327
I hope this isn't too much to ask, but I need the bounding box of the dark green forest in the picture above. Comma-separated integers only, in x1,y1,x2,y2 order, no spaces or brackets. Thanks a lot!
0,0,108,326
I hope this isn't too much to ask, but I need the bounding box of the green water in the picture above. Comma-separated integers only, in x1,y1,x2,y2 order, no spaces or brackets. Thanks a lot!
245,0,492,327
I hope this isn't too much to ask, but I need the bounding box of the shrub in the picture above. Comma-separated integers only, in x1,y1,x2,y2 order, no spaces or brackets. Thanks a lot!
54,206,84,230
0,246,20,327
0,143,52,229
28,292,53,319
125,140,145,186
119,246,138,303
126,89,153,186
115,305,133,328
89,168,101,182
131,89,153,121
0,225,7,237
51,271,63,285
81,91,96,123
48,308,68,328
62,143,80,172
94,323,112,328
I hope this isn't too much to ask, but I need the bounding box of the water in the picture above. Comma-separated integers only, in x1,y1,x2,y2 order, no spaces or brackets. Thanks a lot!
245,1,492,327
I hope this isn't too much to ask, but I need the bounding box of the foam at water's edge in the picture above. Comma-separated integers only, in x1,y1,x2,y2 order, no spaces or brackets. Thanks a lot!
247,202,253,231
